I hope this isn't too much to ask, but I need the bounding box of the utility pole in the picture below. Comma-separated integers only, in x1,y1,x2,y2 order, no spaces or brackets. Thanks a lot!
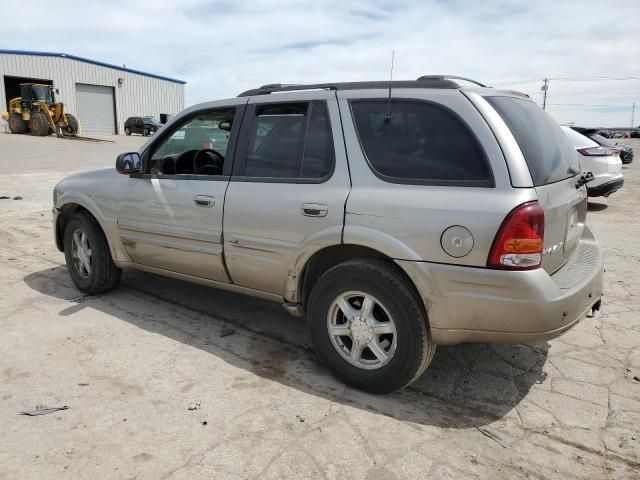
632,102,636,128
541,78,549,110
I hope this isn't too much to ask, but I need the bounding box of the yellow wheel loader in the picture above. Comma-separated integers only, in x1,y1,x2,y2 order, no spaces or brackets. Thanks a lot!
2,83,78,137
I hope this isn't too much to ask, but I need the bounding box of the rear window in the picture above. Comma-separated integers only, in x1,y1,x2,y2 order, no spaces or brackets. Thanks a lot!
485,96,578,186
590,132,613,147
562,126,598,149
350,100,493,186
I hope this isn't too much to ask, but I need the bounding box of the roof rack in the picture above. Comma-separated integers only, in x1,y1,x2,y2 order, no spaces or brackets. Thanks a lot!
238,83,338,97
416,75,489,88
237,78,461,97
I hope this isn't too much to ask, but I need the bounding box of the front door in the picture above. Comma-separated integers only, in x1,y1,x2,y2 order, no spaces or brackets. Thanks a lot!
223,92,351,296
117,101,245,282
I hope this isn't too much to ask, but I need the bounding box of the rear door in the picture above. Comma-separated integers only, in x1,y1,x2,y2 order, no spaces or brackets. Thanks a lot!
223,91,350,296
483,96,585,273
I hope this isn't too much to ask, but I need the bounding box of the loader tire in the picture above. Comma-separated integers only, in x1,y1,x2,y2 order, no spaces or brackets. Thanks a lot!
30,112,50,136
64,114,78,136
8,113,27,134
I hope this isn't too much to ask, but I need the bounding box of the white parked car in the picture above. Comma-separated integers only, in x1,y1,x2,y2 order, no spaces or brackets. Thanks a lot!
561,126,623,197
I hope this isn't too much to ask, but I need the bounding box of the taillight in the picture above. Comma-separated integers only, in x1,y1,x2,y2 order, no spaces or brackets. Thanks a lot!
487,201,545,270
577,146,617,156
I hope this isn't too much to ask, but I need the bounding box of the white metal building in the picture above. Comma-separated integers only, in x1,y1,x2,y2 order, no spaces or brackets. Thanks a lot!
0,49,185,135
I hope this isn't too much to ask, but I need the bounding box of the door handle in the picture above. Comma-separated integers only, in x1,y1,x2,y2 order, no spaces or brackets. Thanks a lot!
194,195,215,207
301,203,328,217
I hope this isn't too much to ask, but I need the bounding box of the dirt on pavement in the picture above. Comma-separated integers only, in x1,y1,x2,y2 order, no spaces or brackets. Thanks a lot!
0,132,639,479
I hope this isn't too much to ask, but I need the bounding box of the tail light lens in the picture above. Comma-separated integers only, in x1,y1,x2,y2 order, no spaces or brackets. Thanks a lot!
487,201,545,270
577,146,617,156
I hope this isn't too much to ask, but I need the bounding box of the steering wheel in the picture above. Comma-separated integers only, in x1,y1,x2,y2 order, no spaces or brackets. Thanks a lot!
193,149,224,175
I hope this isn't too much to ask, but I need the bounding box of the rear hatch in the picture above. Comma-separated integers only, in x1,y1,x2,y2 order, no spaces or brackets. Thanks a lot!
484,96,586,273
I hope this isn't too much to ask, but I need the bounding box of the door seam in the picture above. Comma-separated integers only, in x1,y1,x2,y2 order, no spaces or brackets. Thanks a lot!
221,98,250,284
334,92,352,245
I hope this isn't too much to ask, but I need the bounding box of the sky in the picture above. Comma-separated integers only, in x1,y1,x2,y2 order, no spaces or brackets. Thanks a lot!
1,0,639,127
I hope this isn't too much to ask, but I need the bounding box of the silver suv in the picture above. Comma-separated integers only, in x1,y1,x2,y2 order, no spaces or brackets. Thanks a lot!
52,76,604,393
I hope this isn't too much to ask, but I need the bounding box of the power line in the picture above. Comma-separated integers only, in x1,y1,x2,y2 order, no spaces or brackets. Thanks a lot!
546,103,631,107
545,91,640,97
495,76,640,86
493,79,540,86
551,76,640,82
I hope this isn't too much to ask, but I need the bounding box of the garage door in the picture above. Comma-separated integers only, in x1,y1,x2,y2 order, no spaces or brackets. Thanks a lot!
75,83,116,135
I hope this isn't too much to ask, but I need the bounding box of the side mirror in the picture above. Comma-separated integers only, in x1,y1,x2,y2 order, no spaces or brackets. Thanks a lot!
55,88,60,94
116,152,141,174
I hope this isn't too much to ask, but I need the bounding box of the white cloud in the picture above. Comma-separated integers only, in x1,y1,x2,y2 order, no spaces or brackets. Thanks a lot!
1,0,638,126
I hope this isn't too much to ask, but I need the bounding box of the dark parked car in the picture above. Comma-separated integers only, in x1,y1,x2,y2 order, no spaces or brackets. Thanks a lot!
124,116,163,136
571,127,633,164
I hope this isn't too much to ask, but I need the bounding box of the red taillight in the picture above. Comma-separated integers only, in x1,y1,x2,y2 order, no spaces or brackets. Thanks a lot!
577,146,617,156
487,201,545,270
202,141,213,149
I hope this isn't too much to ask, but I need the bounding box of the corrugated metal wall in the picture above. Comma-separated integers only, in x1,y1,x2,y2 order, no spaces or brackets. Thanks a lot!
0,53,185,135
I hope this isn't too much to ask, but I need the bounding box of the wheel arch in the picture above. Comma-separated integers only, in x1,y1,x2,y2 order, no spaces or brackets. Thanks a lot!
55,199,119,262
288,243,433,321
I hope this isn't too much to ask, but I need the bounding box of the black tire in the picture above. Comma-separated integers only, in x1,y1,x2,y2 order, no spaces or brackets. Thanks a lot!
125,127,131,136
29,111,50,136
8,113,27,134
63,211,121,294
64,114,78,136
307,259,436,394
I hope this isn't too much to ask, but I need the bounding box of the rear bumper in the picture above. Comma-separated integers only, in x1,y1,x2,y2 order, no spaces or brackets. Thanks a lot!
396,226,604,345
588,178,624,197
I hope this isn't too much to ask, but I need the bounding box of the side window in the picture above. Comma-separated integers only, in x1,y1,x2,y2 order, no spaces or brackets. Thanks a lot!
302,102,334,178
350,100,493,185
149,108,235,176
243,101,334,179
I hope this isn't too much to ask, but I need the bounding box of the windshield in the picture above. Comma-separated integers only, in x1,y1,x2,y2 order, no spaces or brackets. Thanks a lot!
142,116,158,124
32,86,54,103
486,96,579,185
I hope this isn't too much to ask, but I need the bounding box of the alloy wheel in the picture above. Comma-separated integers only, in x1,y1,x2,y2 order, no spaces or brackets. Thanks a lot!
71,228,92,279
326,291,397,370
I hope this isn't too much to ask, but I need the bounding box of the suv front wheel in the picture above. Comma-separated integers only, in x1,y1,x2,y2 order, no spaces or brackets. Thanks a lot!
307,259,435,393
63,211,122,294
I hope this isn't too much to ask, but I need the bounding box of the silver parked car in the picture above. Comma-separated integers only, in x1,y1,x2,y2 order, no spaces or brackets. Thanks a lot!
52,77,604,393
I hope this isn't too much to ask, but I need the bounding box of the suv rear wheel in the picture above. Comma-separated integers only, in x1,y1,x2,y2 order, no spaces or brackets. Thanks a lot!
307,259,435,393
63,211,122,294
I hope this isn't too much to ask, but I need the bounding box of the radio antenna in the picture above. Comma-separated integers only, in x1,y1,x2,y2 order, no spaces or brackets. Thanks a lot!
384,50,395,122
